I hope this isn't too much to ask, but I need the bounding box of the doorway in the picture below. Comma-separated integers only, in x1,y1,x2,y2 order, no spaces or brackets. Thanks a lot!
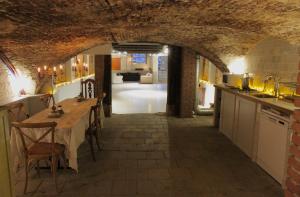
195,55,223,115
111,44,169,114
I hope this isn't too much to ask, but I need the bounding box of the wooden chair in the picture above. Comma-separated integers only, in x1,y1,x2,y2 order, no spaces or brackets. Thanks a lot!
86,104,102,161
96,96,105,129
39,94,55,108
11,122,66,194
81,78,96,99
7,102,29,123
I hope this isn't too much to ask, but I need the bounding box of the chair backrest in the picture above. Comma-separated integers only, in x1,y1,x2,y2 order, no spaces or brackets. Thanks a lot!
11,122,57,155
7,102,29,122
40,94,55,108
81,79,96,99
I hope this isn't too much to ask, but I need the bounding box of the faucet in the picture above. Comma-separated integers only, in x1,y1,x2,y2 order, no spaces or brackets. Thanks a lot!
263,74,280,97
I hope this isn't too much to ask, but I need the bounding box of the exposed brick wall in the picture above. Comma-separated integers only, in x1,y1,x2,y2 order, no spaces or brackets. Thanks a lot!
286,61,300,197
179,48,196,118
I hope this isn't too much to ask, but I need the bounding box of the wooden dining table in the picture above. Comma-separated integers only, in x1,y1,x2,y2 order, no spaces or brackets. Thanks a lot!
10,98,99,172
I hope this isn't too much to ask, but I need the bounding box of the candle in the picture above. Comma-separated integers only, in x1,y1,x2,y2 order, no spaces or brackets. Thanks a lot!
59,64,63,70
44,65,47,70
53,66,57,72
37,67,41,72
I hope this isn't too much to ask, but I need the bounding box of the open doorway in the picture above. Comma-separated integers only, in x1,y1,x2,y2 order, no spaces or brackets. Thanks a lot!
111,44,168,114
195,55,223,115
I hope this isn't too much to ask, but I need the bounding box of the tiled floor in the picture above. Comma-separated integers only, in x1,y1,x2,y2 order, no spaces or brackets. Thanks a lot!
112,83,167,114
15,114,283,197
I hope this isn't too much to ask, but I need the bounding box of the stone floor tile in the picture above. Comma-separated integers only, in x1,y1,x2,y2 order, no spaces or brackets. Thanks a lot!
146,151,165,159
138,160,157,169
111,180,137,195
127,151,146,159
148,168,170,180
119,159,138,169
137,180,157,195
14,114,283,197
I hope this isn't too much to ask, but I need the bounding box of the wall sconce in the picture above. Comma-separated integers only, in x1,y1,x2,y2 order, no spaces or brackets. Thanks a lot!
38,65,51,79
59,64,64,73
53,66,57,78
72,62,77,72
83,63,88,72
37,65,60,84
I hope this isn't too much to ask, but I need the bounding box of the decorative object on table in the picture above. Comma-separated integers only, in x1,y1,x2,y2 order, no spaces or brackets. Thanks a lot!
11,122,66,194
40,94,55,108
48,108,61,118
57,105,64,114
76,92,85,102
81,78,96,99
47,75,61,118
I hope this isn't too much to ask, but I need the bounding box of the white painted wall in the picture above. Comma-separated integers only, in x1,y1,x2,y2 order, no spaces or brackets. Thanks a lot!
152,55,159,83
53,75,95,103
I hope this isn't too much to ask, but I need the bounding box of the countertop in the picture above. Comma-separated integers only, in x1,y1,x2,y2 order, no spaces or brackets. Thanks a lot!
215,84,299,113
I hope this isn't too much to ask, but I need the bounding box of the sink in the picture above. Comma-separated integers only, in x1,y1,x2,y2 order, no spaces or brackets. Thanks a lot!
252,93,277,98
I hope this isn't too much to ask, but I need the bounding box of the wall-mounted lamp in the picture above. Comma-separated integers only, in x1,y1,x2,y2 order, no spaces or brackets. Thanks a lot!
38,65,51,79
227,57,247,75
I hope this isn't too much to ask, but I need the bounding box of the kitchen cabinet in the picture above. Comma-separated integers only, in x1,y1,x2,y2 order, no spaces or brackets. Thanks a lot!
0,108,14,197
219,91,236,141
215,85,295,185
234,96,257,158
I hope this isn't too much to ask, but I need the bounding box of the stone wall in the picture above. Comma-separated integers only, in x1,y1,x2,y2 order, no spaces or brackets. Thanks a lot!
0,62,17,104
180,48,196,118
245,38,300,86
0,61,36,105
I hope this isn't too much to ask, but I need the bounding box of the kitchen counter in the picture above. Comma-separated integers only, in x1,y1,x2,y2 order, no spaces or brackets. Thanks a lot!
215,84,299,113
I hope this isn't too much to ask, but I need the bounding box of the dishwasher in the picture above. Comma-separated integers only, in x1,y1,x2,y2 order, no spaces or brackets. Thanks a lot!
257,108,291,184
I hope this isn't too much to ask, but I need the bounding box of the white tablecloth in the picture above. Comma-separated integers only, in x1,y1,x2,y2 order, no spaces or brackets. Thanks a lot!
10,98,100,172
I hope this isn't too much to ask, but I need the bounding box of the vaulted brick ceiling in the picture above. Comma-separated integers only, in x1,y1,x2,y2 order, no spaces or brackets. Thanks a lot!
0,0,299,72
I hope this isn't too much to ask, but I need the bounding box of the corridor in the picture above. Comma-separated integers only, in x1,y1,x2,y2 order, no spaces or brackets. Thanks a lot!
16,114,282,196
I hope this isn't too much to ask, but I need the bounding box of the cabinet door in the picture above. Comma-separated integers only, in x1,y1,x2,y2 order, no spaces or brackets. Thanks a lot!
220,91,236,140
0,109,13,197
235,97,256,157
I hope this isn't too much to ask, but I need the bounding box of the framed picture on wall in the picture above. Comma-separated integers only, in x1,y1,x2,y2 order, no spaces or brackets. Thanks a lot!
132,54,146,64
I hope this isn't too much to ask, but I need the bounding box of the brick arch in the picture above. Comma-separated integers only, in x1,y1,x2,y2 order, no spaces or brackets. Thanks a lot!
60,40,229,73
1,0,299,74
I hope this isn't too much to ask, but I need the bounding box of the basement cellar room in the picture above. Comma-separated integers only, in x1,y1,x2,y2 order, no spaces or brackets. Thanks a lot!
0,1,299,197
